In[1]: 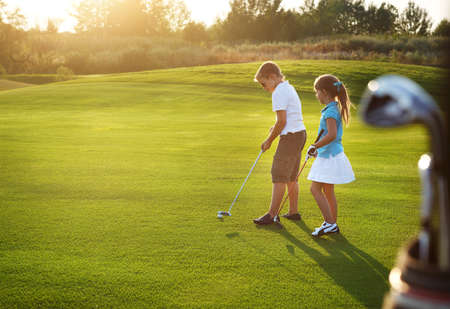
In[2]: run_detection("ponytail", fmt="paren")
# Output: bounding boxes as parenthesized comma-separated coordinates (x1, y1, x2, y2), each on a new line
(314, 74, 353, 126)
(337, 83, 351, 126)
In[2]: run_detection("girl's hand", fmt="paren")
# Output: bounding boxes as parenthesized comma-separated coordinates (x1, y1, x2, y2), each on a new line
(261, 140, 272, 152)
(307, 145, 318, 157)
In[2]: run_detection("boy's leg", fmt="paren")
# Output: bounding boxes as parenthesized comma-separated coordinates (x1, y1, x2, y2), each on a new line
(268, 182, 286, 217)
(287, 181, 299, 214)
(310, 181, 334, 224)
(323, 183, 337, 223)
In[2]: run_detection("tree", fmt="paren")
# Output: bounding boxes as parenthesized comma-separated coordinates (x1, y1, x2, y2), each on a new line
(297, 0, 322, 37)
(146, 0, 168, 35)
(335, 0, 366, 35)
(278, 9, 302, 41)
(374, 2, 398, 34)
(361, 2, 397, 34)
(72, 0, 108, 33)
(46, 18, 59, 33)
(146, 0, 190, 36)
(164, 0, 190, 32)
(108, 0, 147, 35)
(73, 0, 147, 35)
(220, 0, 284, 41)
(315, 0, 338, 35)
(218, 0, 252, 41)
(252, 0, 284, 41)
(0, 0, 25, 28)
(312, 0, 371, 35)
(398, 1, 432, 36)
(182, 21, 209, 43)
(433, 19, 450, 37)
(0, 2, 28, 73)
(0, 0, 4, 22)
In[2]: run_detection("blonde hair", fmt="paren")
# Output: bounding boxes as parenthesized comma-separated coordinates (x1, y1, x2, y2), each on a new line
(254, 61, 285, 82)
(314, 74, 352, 125)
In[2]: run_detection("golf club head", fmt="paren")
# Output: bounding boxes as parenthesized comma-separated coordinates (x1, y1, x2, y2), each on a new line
(360, 75, 446, 169)
(217, 211, 231, 218)
(360, 75, 438, 127)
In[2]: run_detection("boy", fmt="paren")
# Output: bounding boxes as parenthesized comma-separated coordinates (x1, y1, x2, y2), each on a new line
(253, 61, 306, 225)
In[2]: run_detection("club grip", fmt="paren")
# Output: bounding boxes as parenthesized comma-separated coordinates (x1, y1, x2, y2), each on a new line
(314, 129, 325, 143)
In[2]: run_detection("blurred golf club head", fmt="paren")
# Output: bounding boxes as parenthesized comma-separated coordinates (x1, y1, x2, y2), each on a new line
(360, 75, 437, 125)
(360, 75, 446, 170)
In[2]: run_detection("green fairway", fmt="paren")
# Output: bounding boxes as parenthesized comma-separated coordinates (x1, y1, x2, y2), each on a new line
(0, 60, 446, 308)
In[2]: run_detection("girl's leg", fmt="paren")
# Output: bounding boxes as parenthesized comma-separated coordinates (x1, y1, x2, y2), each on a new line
(323, 183, 338, 223)
(287, 181, 299, 214)
(310, 181, 334, 224)
(268, 182, 286, 217)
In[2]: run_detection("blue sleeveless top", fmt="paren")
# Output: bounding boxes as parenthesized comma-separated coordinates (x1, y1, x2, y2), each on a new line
(317, 101, 344, 158)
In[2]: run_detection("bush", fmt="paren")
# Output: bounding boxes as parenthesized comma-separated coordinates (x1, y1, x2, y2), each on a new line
(56, 66, 74, 81)
(0, 64, 7, 77)
(65, 52, 89, 74)
(406, 37, 431, 53)
(118, 47, 149, 73)
(13, 33, 449, 75)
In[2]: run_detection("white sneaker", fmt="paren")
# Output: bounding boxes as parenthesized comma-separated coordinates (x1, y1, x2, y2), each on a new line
(311, 221, 331, 236)
(324, 223, 339, 234)
(312, 222, 339, 236)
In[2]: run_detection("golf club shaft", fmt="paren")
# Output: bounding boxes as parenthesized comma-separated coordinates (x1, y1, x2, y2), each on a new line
(277, 158, 309, 213)
(228, 150, 263, 213)
(438, 176, 450, 269)
(275, 129, 324, 220)
(418, 163, 433, 263)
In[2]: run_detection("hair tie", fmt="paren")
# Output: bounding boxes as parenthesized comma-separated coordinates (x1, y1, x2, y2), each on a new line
(333, 81, 342, 92)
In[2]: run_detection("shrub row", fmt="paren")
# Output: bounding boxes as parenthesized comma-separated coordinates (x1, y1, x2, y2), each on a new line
(10, 34, 450, 74)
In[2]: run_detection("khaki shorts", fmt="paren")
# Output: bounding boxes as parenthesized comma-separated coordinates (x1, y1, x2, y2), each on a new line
(271, 130, 307, 183)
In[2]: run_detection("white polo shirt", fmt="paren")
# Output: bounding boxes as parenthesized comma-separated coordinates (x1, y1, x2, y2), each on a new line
(272, 81, 306, 135)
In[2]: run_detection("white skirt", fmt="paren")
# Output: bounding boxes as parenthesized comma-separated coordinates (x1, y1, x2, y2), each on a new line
(307, 152, 355, 184)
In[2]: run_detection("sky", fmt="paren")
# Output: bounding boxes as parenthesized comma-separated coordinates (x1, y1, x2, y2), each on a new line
(4, 0, 450, 32)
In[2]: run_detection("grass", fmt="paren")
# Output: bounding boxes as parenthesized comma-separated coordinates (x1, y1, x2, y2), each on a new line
(0, 60, 446, 308)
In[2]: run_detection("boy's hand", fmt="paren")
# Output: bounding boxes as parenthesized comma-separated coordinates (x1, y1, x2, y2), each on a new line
(261, 140, 272, 152)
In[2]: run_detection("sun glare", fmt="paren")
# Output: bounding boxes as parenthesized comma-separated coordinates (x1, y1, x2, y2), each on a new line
(7, 0, 230, 31)
(5, 0, 450, 32)
(183, 0, 230, 26)
(6, 0, 78, 31)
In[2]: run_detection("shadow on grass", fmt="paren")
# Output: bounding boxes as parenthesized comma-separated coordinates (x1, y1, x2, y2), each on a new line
(227, 222, 390, 308)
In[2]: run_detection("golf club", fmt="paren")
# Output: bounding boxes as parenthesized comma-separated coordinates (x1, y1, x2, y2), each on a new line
(360, 75, 450, 308)
(217, 150, 263, 219)
(274, 129, 324, 223)
(360, 74, 449, 269)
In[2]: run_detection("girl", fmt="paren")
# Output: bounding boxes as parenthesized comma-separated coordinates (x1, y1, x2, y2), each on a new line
(306, 74, 355, 236)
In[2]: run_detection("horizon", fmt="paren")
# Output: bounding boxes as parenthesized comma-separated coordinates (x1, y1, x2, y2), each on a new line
(3, 0, 450, 33)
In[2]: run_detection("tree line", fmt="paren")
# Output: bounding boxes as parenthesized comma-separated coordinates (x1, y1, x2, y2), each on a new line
(70, 0, 190, 36)
(0, 0, 449, 75)
(68, 0, 448, 41)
